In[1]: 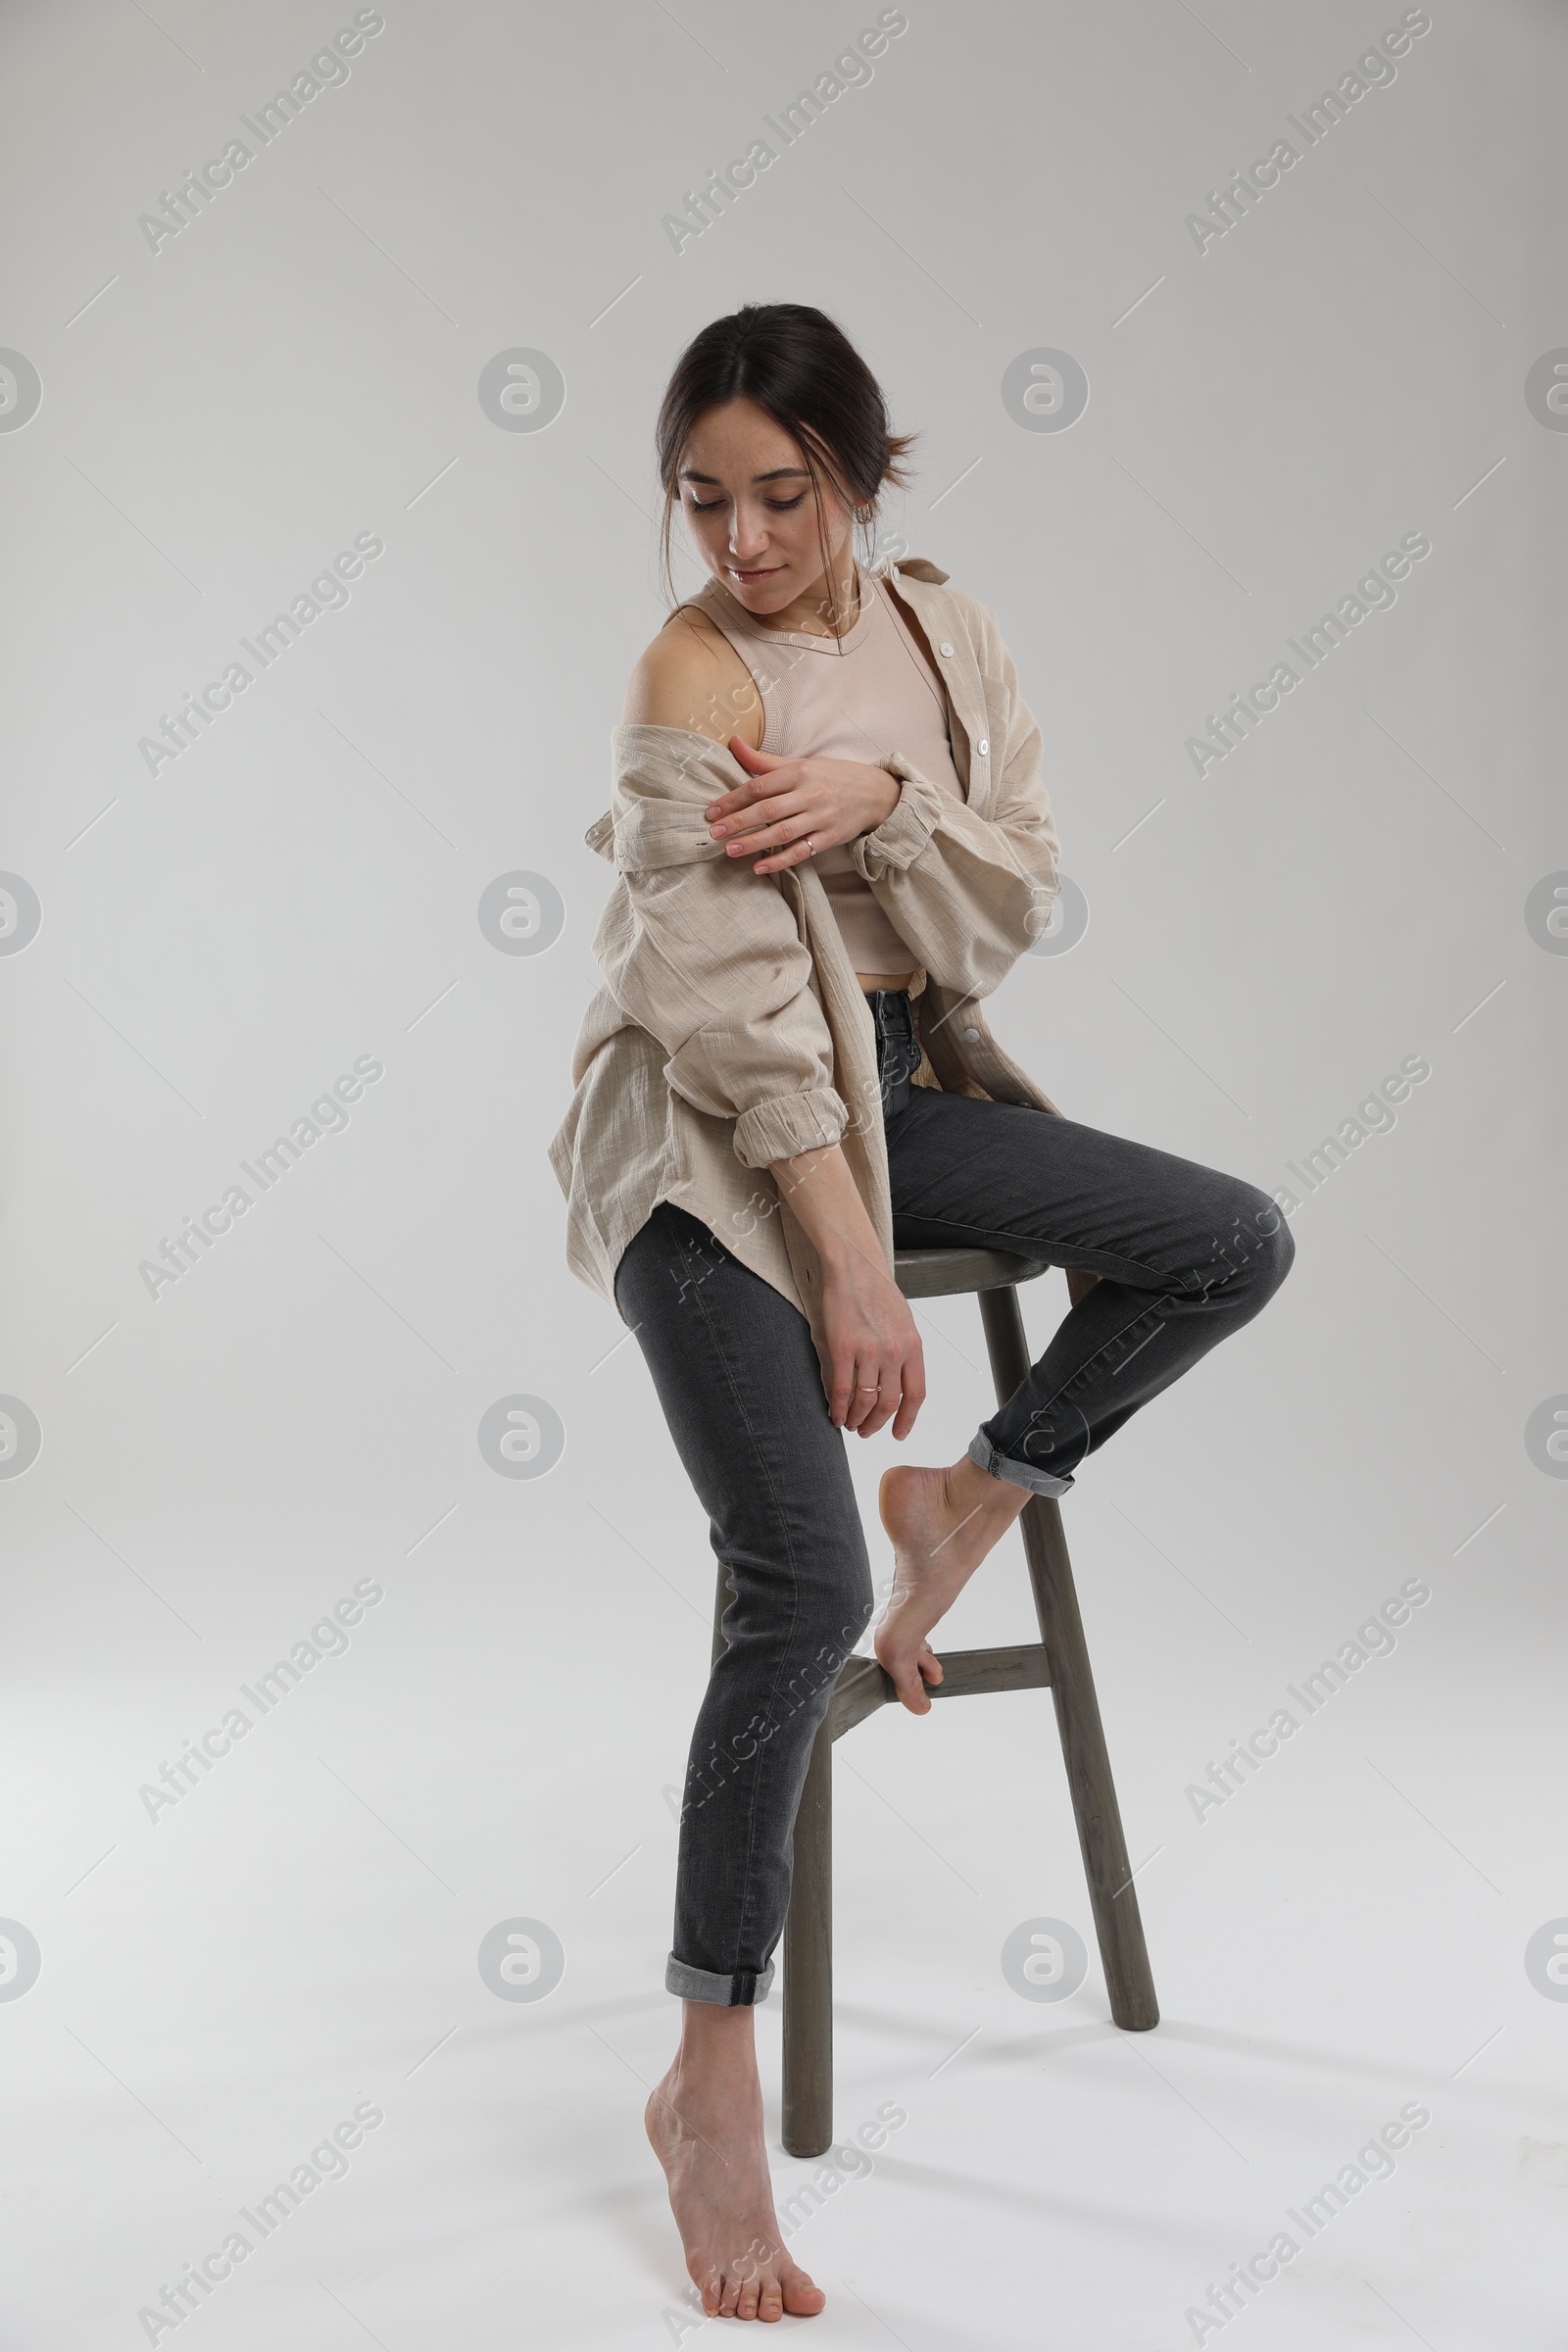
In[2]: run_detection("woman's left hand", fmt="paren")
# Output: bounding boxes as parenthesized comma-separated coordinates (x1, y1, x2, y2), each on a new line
(707, 736, 902, 874)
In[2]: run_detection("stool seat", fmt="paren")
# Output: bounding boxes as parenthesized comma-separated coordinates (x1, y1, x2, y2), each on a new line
(893, 1244, 1052, 1298)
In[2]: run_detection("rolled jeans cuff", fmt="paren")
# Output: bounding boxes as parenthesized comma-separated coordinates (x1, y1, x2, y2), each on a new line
(665, 1952, 776, 2006)
(967, 1430, 1075, 1499)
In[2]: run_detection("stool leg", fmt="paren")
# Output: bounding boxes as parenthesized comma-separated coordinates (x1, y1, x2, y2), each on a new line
(1016, 1494, 1159, 2029)
(978, 1284, 1159, 2033)
(781, 1717, 834, 2157)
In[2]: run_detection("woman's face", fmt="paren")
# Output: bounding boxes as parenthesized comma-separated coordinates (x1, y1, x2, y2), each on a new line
(676, 396, 855, 615)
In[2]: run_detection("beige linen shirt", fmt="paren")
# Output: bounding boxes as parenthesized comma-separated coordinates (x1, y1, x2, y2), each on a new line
(547, 554, 1083, 1362)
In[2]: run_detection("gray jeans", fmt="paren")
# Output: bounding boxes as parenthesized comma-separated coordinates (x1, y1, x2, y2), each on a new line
(612, 988, 1293, 2004)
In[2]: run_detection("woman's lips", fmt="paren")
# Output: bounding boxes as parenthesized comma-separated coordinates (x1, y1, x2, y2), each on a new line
(730, 564, 782, 583)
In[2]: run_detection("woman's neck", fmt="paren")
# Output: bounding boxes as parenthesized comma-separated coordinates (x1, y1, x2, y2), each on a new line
(744, 558, 860, 638)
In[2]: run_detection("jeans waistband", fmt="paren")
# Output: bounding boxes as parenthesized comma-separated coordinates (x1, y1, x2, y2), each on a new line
(867, 988, 920, 1119)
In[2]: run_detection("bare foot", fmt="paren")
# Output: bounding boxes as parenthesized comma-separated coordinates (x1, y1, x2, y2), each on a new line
(645, 2013, 825, 2321)
(875, 1458, 1027, 1712)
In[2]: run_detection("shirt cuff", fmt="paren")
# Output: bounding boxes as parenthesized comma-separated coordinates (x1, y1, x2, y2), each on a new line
(733, 1086, 850, 1169)
(847, 754, 945, 878)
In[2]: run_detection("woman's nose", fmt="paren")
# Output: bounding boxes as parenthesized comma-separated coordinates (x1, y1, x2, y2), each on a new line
(728, 505, 772, 560)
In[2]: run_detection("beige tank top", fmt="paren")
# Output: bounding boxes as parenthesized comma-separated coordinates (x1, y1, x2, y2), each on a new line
(687, 562, 966, 974)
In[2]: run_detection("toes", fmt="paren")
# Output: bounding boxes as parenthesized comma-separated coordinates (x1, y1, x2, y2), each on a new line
(726, 2236, 772, 2320)
(783, 2267, 827, 2315)
(898, 1666, 932, 1714)
(759, 2278, 785, 2321)
(876, 1634, 935, 1714)
(903, 1647, 941, 1708)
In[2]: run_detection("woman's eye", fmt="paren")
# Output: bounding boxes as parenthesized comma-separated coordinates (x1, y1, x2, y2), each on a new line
(688, 494, 807, 514)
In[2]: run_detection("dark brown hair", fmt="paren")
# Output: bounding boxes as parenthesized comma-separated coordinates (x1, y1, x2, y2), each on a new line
(654, 303, 918, 642)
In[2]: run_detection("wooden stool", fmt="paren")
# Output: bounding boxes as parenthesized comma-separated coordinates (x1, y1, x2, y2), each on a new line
(710, 1244, 1160, 2159)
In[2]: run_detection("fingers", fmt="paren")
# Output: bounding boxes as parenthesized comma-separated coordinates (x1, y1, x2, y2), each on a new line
(826, 1304, 924, 1438)
(705, 779, 769, 824)
(846, 1366, 906, 1439)
(836, 1328, 926, 1440)
(889, 1343, 926, 1442)
(714, 808, 793, 851)
(853, 1337, 926, 1443)
(707, 767, 820, 840)
(712, 793, 806, 848)
(841, 1386, 916, 1438)
(751, 831, 819, 875)
(720, 733, 783, 775)
(708, 789, 780, 836)
(840, 1365, 883, 1434)
(713, 802, 830, 876)
(837, 1355, 897, 1434)
(707, 748, 795, 817)
(827, 1353, 858, 1430)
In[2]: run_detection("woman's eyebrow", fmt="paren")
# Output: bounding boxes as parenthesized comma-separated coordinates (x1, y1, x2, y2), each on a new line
(679, 466, 811, 484)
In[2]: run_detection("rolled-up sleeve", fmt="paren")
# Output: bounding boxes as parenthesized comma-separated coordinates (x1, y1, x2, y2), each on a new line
(597, 727, 849, 1168)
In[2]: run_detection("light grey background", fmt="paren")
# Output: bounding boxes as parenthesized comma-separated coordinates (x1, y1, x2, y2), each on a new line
(1, 2, 1564, 2345)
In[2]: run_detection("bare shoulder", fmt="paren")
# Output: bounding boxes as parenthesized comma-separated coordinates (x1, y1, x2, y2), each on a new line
(621, 604, 763, 747)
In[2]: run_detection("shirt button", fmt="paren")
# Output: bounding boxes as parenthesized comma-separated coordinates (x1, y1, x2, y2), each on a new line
(938, 641, 955, 657)
(976, 737, 989, 756)
(963, 1026, 980, 1043)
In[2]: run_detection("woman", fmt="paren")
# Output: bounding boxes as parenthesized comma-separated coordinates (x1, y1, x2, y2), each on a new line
(549, 303, 1293, 2322)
